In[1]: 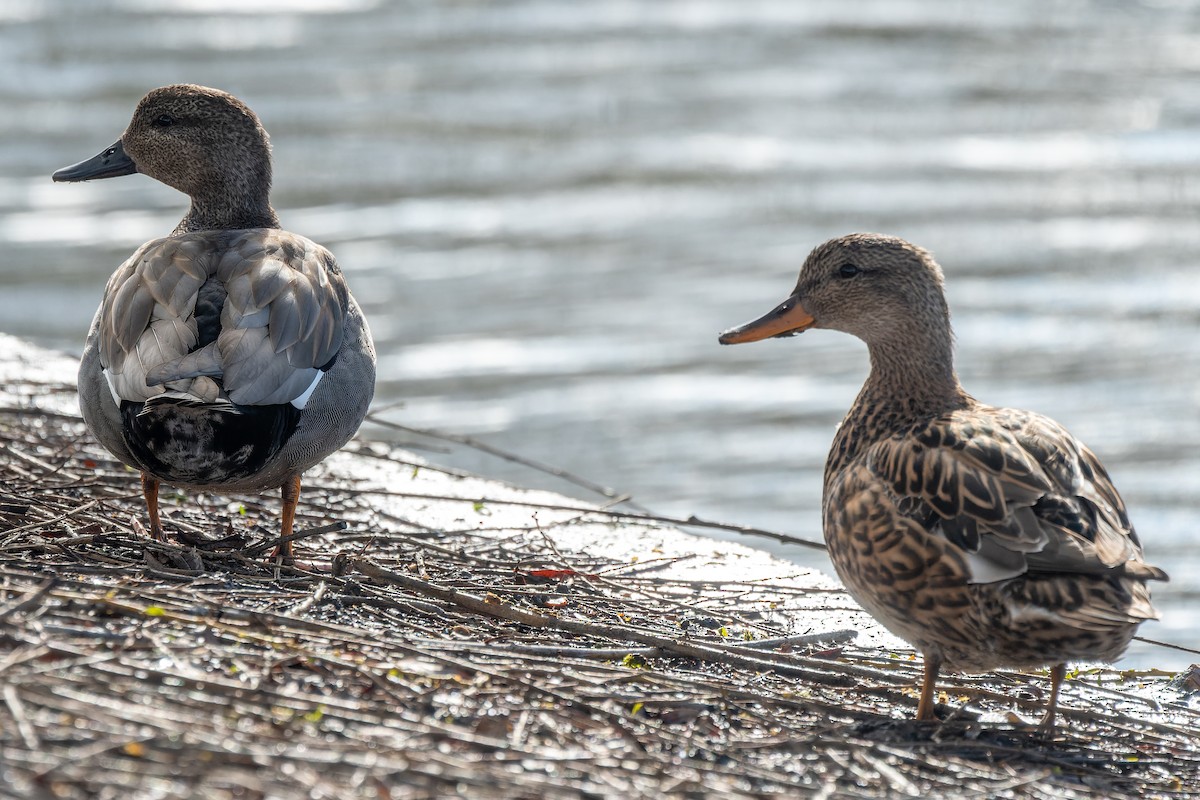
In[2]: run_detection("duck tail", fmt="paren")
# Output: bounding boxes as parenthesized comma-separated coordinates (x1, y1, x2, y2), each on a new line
(120, 396, 301, 486)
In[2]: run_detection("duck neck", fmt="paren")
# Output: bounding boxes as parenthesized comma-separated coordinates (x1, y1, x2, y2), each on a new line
(858, 321, 968, 422)
(175, 190, 280, 235)
(825, 321, 970, 486)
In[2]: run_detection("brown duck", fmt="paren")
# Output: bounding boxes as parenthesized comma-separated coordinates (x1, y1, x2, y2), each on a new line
(53, 85, 376, 562)
(719, 233, 1166, 729)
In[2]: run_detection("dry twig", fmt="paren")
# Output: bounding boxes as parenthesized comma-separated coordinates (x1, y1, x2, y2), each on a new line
(0, 372, 1196, 800)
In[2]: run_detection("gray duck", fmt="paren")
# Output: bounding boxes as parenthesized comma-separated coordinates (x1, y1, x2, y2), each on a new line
(54, 84, 376, 562)
(719, 233, 1166, 729)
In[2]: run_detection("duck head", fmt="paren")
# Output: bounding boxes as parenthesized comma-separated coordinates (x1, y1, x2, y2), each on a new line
(718, 233, 952, 350)
(53, 84, 278, 232)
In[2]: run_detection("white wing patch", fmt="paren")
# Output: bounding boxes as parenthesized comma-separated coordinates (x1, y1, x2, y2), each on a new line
(290, 371, 323, 410)
(101, 368, 122, 406)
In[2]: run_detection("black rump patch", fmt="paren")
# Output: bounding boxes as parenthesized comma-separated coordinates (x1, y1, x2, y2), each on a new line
(121, 397, 302, 486)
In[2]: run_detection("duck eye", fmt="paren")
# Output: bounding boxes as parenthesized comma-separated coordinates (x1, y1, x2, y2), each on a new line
(838, 263, 861, 278)
(152, 114, 177, 128)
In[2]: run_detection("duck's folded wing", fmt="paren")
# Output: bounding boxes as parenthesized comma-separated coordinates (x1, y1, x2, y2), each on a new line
(211, 232, 347, 406)
(98, 237, 208, 402)
(991, 409, 1166, 580)
(98, 230, 348, 408)
(847, 408, 1167, 586)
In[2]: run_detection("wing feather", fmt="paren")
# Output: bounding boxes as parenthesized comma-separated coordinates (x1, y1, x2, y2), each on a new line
(95, 228, 348, 408)
(855, 406, 1164, 585)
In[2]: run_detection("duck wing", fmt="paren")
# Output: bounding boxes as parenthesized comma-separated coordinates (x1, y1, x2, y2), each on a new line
(98, 228, 347, 408)
(989, 407, 1165, 574)
(829, 406, 1168, 589)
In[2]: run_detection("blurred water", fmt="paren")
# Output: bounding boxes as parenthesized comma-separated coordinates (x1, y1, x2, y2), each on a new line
(1, 0, 1197, 667)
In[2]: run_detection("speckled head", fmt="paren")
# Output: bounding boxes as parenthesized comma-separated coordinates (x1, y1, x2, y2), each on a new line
(121, 84, 273, 199)
(53, 84, 279, 233)
(719, 233, 952, 349)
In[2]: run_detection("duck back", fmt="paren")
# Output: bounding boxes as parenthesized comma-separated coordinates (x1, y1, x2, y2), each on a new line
(79, 226, 369, 491)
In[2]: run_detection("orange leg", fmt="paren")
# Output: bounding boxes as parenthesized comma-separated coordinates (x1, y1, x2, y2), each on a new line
(270, 474, 302, 564)
(141, 473, 165, 541)
(1037, 663, 1066, 734)
(916, 653, 942, 721)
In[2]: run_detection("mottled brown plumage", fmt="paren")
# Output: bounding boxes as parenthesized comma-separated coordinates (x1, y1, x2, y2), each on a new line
(719, 233, 1166, 729)
(54, 84, 376, 562)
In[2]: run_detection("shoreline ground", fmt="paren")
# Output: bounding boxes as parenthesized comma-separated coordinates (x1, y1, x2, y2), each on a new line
(1, 333, 1196, 799)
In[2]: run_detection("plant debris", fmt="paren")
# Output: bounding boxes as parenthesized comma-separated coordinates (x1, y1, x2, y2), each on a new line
(1, 339, 1198, 799)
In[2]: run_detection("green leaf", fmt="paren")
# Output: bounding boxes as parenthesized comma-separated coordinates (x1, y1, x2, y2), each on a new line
(144, 606, 166, 617)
